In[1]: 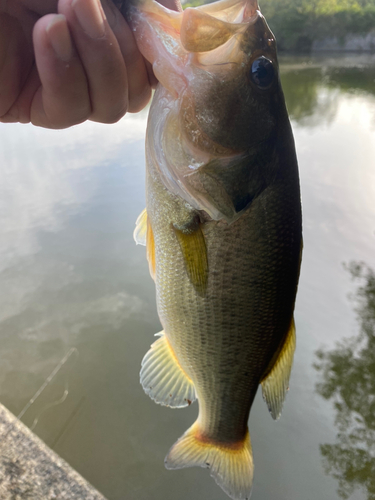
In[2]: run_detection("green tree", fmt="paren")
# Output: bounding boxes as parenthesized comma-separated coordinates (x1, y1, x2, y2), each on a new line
(261, 0, 375, 51)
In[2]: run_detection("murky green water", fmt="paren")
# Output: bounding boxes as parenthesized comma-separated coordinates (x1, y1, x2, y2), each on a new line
(1, 54, 375, 500)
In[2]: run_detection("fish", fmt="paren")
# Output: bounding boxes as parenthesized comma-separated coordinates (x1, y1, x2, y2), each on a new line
(128, 0, 303, 498)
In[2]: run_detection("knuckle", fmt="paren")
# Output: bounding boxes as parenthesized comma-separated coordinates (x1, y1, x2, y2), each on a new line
(94, 102, 128, 124)
(128, 85, 152, 113)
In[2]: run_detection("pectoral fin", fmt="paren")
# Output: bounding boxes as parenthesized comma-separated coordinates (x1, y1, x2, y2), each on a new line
(261, 318, 296, 420)
(147, 216, 156, 280)
(133, 208, 148, 246)
(134, 209, 156, 280)
(172, 223, 208, 296)
(140, 332, 196, 408)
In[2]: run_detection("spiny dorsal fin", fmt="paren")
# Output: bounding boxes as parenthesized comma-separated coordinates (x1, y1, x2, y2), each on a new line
(172, 223, 208, 296)
(165, 422, 254, 500)
(261, 318, 296, 420)
(140, 332, 196, 408)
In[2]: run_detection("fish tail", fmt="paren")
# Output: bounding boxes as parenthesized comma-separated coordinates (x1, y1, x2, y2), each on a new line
(165, 422, 254, 500)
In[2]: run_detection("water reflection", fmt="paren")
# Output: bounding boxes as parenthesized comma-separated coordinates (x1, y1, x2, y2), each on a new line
(281, 67, 339, 126)
(280, 56, 375, 126)
(328, 66, 375, 97)
(314, 262, 375, 500)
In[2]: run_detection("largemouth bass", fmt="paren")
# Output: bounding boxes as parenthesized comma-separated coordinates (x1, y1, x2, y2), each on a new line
(128, 0, 302, 498)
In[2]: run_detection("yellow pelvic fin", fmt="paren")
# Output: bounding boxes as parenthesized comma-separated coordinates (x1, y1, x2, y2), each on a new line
(146, 216, 156, 280)
(165, 423, 253, 500)
(261, 318, 296, 420)
(140, 332, 196, 408)
(172, 223, 208, 296)
(133, 208, 148, 246)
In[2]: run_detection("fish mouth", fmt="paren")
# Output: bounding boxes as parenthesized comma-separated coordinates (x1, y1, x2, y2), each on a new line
(115, 0, 259, 19)
(185, 0, 259, 23)
(119, 0, 260, 53)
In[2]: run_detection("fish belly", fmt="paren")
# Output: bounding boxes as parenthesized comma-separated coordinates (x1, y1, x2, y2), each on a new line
(146, 155, 301, 445)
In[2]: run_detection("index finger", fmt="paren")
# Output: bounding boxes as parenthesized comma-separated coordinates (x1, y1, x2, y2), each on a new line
(101, 0, 152, 112)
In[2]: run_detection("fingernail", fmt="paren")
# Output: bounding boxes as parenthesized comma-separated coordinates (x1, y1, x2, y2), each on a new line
(46, 15, 73, 62)
(72, 0, 106, 39)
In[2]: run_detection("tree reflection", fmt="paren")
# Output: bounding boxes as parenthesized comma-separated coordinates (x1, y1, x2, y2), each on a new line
(328, 66, 375, 98)
(314, 261, 375, 500)
(281, 68, 322, 122)
(280, 62, 375, 125)
(281, 67, 339, 126)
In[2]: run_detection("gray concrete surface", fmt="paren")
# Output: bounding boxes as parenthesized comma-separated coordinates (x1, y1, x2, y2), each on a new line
(0, 403, 107, 500)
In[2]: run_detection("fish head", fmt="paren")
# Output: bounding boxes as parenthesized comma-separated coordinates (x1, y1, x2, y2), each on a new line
(180, 1, 281, 153)
(128, 0, 282, 148)
(127, 0, 291, 221)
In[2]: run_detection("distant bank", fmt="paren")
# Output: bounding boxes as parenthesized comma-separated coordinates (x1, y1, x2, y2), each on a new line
(261, 0, 375, 52)
(183, 0, 375, 52)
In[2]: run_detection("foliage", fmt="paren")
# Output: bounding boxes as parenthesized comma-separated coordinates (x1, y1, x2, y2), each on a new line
(314, 262, 375, 499)
(260, 0, 375, 51)
(182, 0, 375, 50)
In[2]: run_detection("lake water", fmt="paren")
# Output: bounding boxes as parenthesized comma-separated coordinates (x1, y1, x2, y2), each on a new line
(1, 54, 375, 500)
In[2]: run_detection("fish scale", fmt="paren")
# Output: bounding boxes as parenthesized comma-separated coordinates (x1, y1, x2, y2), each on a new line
(146, 147, 300, 437)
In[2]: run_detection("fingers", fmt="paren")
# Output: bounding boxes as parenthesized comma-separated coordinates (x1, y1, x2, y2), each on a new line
(19, 1, 58, 16)
(0, 13, 33, 118)
(2, 0, 154, 129)
(31, 13, 92, 127)
(57, 0, 130, 123)
(101, 0, 151, 112)
(31, 0, 152, 128)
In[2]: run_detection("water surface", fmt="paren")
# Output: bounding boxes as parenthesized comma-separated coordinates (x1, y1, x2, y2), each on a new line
(0, 54, 375, 500)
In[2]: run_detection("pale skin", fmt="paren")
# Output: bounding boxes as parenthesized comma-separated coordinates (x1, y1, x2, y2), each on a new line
(0, 0, 180, 129)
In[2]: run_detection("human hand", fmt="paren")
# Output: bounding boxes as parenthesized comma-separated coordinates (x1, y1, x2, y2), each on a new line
(0, 0, 155, 128)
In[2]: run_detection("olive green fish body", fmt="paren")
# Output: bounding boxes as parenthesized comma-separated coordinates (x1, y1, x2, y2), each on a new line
(131, 1, 302, 498)
(146, 110, 301, 444)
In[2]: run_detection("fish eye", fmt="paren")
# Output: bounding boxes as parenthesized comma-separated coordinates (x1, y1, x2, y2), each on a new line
(250, 56, 275, 90)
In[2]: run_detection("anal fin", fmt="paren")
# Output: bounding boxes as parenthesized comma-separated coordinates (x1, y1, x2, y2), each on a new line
(140, 332, 196, 408)
(261, 318, 296, 420)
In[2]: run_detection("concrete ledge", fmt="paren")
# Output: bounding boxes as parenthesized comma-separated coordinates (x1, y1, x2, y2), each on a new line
(0, 403, 107, 500)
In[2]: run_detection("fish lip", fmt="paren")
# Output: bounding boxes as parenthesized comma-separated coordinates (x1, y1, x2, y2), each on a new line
(126, 0, 261, 24)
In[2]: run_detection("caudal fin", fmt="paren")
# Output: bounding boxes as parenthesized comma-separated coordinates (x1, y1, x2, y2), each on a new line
(165, 423, 254, 500)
